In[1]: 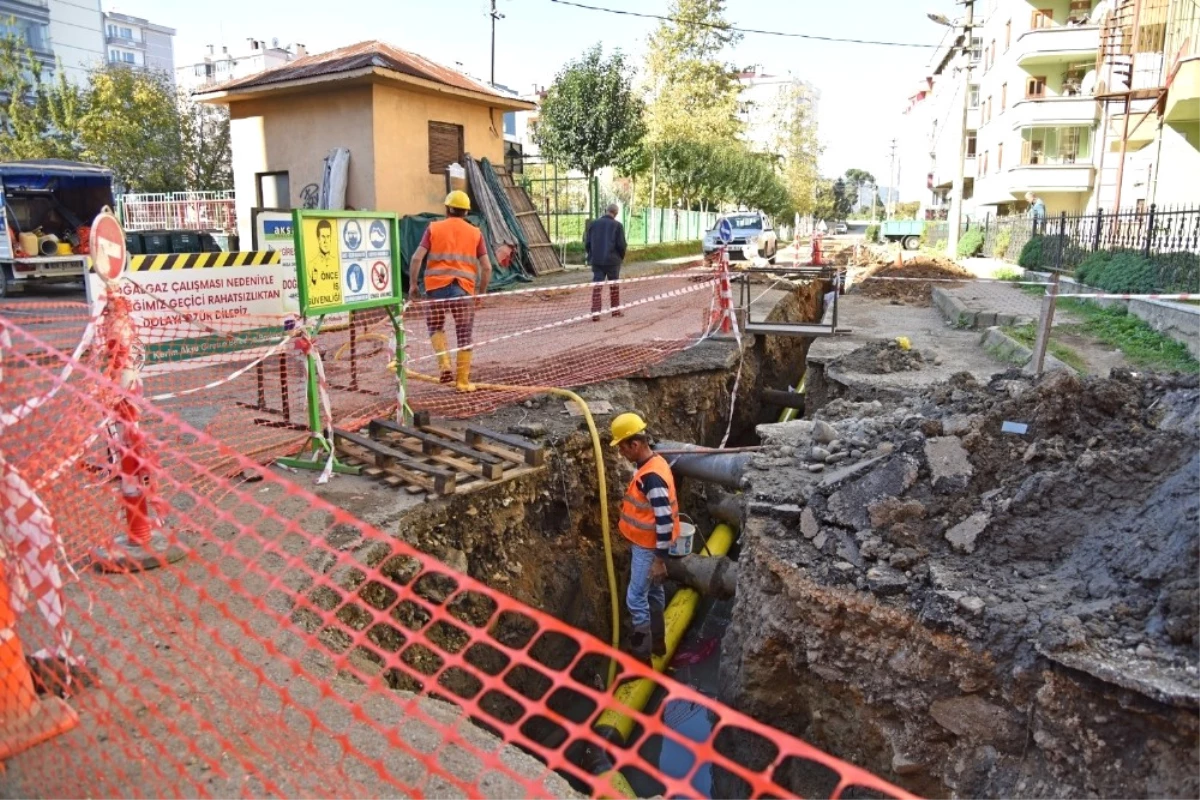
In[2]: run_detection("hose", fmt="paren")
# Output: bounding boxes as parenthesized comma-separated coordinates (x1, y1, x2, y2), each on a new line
(404, 369, 621, 688)
(332, 333, 389, 361)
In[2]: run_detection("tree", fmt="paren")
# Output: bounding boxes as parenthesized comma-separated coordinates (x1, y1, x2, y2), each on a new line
(843, 168, 876, 211)
(643, 0, 742, 145)
(178, 93, 232, 191)
(769, 80, 821, 216)
(533, 44, 645, 214)
(0, 26, 83, 161)
(831, 178, 853, 219)
(79, 65, 184, 193)
(893, 201, 921, 220)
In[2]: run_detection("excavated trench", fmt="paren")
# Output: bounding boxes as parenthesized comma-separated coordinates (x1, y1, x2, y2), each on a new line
(290, 277, 828, 796)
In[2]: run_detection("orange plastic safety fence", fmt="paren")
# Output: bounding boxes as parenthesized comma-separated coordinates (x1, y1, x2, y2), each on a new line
(0, 270, 725, 478)
(0, 316, 913, 799)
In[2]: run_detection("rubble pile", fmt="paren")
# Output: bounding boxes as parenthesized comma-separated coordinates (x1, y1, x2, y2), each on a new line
(835, 340, 926, 375)
(724, 365, 1199, 798)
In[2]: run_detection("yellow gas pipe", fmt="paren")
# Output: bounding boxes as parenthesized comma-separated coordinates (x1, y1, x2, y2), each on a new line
(402, 368, 622, 688)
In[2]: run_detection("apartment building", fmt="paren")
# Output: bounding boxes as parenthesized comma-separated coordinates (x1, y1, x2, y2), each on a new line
(911, 0, 1199, 217)
(177, 39, 300, 96)
(1, 0, 105, 85)
(735, 67, 821, 154)
(103, 9, 176, 79)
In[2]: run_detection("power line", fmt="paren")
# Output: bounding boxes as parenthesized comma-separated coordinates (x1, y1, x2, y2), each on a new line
(548, 0, 940, 48)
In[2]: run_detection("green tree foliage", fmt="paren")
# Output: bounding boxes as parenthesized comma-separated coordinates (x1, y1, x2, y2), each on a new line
(0, 25, 231, 193)
(0, 25, 84, 160)
(770, 80, 821, 216)
(644, 0, 742, 145)
(178, 92, 232, 191)
(831, 178, 853, 219)
(957, 227, 984, 257)
(79, 65, 183, 192)
(842, 168, 875, 211)
(534, 44, 646, 190)
(893, 200, 921, 220)
(649, 137, 789, 218)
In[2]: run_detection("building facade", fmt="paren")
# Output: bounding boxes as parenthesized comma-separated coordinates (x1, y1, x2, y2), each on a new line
(735, 67, 820, 154)
(1, 0, 105, 85)
(102, 9, 175, 78)
(909, 0, 1199, 218)
(177, 39, 299, 96)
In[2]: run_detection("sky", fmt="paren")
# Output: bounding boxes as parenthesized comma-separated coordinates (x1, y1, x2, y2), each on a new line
(110, 0, 958, 187)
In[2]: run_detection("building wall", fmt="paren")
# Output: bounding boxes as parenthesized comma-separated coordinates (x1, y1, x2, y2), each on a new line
(143, 28, 175, 76)
(178, 45, 295, 96)
(227, 86, 377, 244)
(49, 0, 104, 84)
(371, 83, 506, 216)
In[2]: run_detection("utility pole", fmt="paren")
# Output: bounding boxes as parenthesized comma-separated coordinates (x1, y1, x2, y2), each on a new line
(490, 0, 504, 86)
(946, 0, 975, 258)
(886, 139, 898, 220)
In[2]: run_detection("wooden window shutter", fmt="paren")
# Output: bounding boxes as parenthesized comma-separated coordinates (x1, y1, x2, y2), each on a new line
(428, 121, 464, 175)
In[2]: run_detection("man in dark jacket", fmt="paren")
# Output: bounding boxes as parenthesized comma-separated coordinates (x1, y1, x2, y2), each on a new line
(586, 203, 627, 321)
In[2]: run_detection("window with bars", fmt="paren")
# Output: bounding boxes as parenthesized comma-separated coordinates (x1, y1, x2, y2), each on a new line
(428, 121, 465, 175)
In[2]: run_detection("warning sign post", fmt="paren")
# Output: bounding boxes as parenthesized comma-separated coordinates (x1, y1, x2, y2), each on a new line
(281, 209, 406, 476)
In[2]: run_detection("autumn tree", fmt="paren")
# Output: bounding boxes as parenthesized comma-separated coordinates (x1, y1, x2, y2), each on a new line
(0, 25, 84, 160)
(178, 93, 232, 191)
(643, 0, 742, 145)
(769, 80, 821, 217)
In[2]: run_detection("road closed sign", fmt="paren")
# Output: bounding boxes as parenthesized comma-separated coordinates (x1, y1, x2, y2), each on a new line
(294, 210, 400, 316)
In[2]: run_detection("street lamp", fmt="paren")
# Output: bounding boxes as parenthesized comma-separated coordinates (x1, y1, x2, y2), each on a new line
(927, 12, 954, 26)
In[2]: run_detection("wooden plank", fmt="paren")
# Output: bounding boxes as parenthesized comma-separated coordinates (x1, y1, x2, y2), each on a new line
(515, 210, 539, 217)
(333, 428, 456, 494)
(370, 418, 504, 469)
(465, 425, 544, 466)
(373, 429, 504, 481)
(423, 424, 528, 467)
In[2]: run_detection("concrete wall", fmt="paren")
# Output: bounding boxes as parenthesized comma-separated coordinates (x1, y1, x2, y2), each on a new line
(143, 29, 175, 78)
(228, 86, 377, 243)
(371, 83, 506, 217)
(49, 0, 104, 85)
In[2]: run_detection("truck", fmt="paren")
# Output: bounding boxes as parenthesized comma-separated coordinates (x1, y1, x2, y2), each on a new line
(880, 219, 924, 251)
(0, 159, 116, 298)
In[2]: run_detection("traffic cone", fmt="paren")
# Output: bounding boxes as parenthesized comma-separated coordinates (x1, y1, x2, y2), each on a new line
(0, 573, 78, 762)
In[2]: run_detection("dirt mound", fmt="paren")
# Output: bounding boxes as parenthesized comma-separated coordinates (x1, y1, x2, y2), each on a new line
(735, 369, 1200, 797)
(836, 340, 926, 374)
(853, 256, 973, 306)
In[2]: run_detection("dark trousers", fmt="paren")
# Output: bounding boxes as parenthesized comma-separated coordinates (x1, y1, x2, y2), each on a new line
(591, 263, 621, 315)
(425, 281, 474, 347)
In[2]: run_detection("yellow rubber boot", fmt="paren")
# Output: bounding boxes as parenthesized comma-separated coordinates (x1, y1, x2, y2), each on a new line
(455, 349, 476, 393)
(430, 331, 452, 384)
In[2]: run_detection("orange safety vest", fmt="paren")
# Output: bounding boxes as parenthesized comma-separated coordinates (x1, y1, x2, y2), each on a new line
(424, 217, 483, 294)
(618, 454, 681, 550)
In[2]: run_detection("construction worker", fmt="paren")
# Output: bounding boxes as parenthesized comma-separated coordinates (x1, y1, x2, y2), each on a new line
(411, 191, 492, 391)
(611, 412, 679, 662)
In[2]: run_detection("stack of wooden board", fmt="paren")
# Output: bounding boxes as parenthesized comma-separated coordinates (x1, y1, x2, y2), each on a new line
(333, 413, 545, 496)
(489, 162, 563, 275)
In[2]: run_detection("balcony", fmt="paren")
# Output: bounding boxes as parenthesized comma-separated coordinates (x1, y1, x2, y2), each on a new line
(1007, 163, 1095, 193)
(1014, 25, 1099, 68)
(106, 33, 145, 48)
(1009, 96, 1098, 129)
(965, 106, 980, 131)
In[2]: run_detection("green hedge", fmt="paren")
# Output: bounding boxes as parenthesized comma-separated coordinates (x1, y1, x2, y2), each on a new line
(1074, 248, 1200, 294)
(1018, 235, 1047, 269)
(993, 228, 1013, 259)
(957, 227, 985, 258)
(864, 224, 879, 243)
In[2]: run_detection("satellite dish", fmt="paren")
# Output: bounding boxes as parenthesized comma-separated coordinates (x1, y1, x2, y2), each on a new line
(271, 37, 279, 48)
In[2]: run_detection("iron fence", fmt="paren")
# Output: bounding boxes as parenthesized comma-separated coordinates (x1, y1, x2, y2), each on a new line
(118, 191, 237, 232)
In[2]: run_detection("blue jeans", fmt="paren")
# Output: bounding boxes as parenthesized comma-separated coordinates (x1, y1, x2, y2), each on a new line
(627, 545, 666, 629)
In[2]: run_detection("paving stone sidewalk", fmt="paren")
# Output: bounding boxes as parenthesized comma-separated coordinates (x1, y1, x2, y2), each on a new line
(932, 280, 1066, 330)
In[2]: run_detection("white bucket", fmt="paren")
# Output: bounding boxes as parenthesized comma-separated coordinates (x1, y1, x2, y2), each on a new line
(669, 522, 695, 557)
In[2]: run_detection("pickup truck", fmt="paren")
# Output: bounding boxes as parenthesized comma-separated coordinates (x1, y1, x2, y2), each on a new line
(880, 219, 924, 251)
(0, 159, 115, 297)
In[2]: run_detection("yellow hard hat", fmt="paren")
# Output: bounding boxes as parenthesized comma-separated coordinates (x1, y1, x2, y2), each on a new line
(444, 190, 471, 211)
(610, 412, 647, 448)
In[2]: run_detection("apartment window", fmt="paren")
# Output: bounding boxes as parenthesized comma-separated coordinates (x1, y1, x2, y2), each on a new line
(428, 121, 465, 175)
(986, 96, 992, 123)
(1031, 9, 1054, 29)
(968, 84, 980, 108)
(256, 172, 290, 209)
(968, 36, 982, 64)
(1020, 127, 1092, 165)
(997, 142, 1004, 171)
(990, 40, 996, 66)
(1026, 76, 1047, 98)
(1005, 19, 1011, 50)
(1001, 83, 1007, 111)
(108, 49, 119, 63)
(0, 19, 49, 52)
(966, 134, 977, 158)
(123, 52, 135, 64)
(982, 150, 989, 175)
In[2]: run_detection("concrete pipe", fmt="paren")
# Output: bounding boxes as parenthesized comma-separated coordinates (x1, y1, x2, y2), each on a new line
(664, 554, 738, 600)
(655, 441, 752, 490)
(707, 492, 742, 528)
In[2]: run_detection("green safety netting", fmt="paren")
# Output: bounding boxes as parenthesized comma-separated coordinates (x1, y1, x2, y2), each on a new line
(398, 212, 530, 293)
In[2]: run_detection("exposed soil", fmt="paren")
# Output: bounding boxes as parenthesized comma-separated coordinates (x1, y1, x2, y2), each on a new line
(837, 341, 927, 374)
(853, 256, 973, 306)
(721, 360, 1200, 798)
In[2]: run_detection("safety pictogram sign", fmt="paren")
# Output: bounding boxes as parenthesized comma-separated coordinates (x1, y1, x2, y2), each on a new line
(371, 261, 390, 292)
(293, 210, 400, 315)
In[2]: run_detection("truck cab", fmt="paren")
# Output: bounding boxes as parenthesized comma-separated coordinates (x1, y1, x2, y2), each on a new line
(0, 159, 116, 297)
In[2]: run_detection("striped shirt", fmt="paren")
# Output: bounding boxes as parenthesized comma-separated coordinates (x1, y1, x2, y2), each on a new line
(637, 469, 675, 559)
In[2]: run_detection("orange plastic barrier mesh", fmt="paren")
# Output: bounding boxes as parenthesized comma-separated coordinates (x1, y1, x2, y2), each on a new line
(0, 315, 913, 799)
(0, 270, 725, 476)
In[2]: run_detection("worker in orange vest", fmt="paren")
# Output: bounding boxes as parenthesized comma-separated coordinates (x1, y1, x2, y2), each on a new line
(411, 190, 492, 392)
(611, 412, 679, 662)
